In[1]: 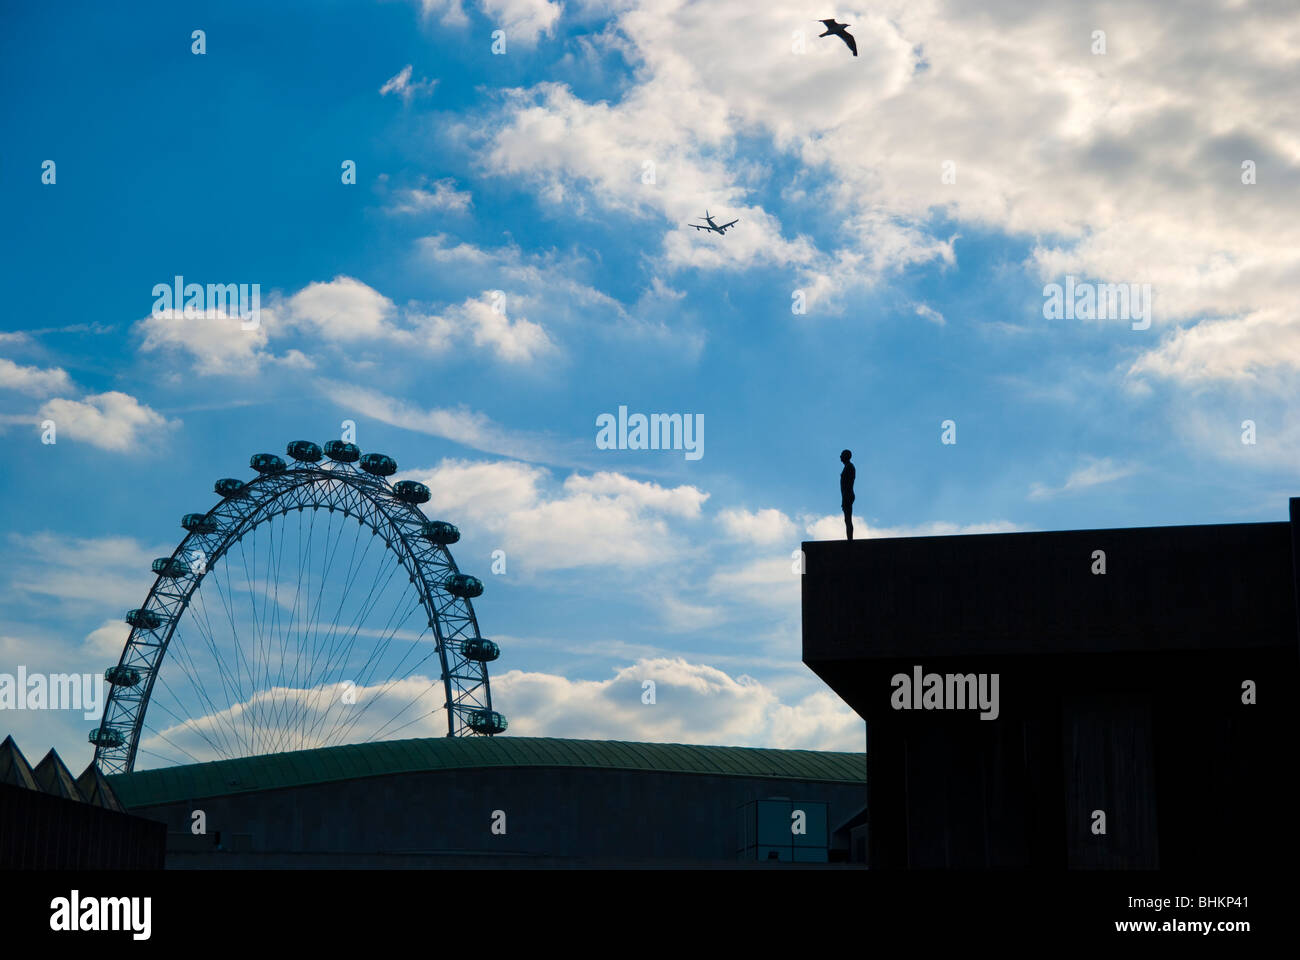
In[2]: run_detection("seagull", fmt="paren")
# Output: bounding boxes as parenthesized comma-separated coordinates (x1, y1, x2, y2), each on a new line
(818, 18, 858, 57)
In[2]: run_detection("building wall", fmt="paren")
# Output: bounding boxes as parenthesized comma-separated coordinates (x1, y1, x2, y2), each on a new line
(125, 766, 866, 867)
(0, 783, 166, 869)
(804, 515, 1300, 869)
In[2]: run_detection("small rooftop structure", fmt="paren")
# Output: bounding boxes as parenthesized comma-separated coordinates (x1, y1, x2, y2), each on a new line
(0, 735, 123, 809)
(33, 749, 82, 801)
(0, 735, 39, 790)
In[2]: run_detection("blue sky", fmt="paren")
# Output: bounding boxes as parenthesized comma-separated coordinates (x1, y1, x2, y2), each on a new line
(2, 0, 1297, 767)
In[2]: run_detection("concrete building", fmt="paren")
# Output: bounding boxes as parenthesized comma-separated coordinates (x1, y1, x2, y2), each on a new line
(106, 736, 867, 867)
(802, 500, 1300, 868)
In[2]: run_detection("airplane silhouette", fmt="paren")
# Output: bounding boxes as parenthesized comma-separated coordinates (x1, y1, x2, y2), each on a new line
(689, 211, 739, 235)
(818, 18, 858, 57)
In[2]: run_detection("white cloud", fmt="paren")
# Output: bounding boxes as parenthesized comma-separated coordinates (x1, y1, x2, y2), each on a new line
(418, 0, 563, 45)
(0, 324, 113, 345)
(379, 63, 437, 102)
(493, 658, 863, 750)
(469, 0, 1300, 358)
(410, 458, 707, 571)
(7, 534, 163, 610)
(717, 507, 796, 545)
(707, 555, 799, 612)
(408, 456, 1020, 637)
(323, 383, 558, 461)
(417, 458, 547, 521)
(416, 234, 666, 349)
(656, 593, 731, 633)
(504, 492, 680, 568)
(803, 514, 1024, 541)
(136, 656, 864, 761)
(564, 471, 708, 518)
(284, 276, 402, 343)
(470, 5, 952, 294)
(136, 309, 282, 375)
(0, 357, 73, 396)
(481, 81, 835, 281)
(388, 178, 473, 214)
(138, 275, 556, 372)
(418, 233, 496, 265)
(486, 0, 565, 45)
(36, 391, 177, 451)
(419, 0, 470, 28)
(914, 302, 945, 326)
(1128, 306, 1300, 384)
(284, 279, 554, 364)
(453, 293, 556, 364)
(1166, 398, 1300, 474)
(1028, 457, 1137, 500)
(84, 619, 131, 658)
(136, 675, 450, 766)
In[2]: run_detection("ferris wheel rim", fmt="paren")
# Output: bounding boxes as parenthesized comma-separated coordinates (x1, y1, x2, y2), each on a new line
(91, 444, 504, 775)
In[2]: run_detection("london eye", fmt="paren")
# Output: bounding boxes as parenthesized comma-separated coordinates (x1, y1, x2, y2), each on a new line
(90, 440, 506, 775)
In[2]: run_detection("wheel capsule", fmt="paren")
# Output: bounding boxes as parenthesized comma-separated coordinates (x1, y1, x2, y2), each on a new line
(125, 608, 164, 630)
(286, 440, 323, 463)
(360, 453, 397, 477)
(105, 665, 142, 687)
(446, 574, 483, 599)
(250, 453, 286, 474)
(422, 521, 460, 545)
(151, 557, 189, 578)
(466, 709, 507, 735)
(324, 440, 360, 463)
(394, 480, 431, 504)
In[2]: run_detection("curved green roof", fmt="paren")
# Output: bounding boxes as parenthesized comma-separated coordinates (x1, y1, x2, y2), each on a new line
(107, 736, 865, 808)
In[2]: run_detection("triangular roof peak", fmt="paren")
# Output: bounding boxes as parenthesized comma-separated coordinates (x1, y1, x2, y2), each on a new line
(76, 761, 123, 811)
(0, 735, 39, 790)
(33, 749, 84, 801)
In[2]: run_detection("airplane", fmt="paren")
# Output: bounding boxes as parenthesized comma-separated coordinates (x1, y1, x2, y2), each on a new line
(689, 210, 739, 235)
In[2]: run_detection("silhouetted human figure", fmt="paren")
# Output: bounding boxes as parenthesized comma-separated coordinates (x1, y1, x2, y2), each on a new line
(840, 449, 855, 540)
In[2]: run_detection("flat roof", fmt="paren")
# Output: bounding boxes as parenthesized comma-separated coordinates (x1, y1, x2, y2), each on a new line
(803, 518, 1296, 662)
(107, 736, 866, 808)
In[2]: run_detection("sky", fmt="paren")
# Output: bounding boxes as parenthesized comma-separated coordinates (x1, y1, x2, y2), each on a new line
(2, 0, 1297, 769)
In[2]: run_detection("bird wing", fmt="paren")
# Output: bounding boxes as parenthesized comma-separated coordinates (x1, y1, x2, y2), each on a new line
(843, 31, 858, 56)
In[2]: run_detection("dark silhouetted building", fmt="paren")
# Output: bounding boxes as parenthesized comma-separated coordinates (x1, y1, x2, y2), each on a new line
(802, 501, 1300, 868)
(106, 736, 866, 867)
(0, 735, 165, 869)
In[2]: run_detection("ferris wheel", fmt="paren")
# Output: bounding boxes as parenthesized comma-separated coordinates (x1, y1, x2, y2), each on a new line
(90, 440, 506, 775)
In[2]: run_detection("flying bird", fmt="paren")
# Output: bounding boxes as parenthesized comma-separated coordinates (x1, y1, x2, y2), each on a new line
(818, 18, 858, 57)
